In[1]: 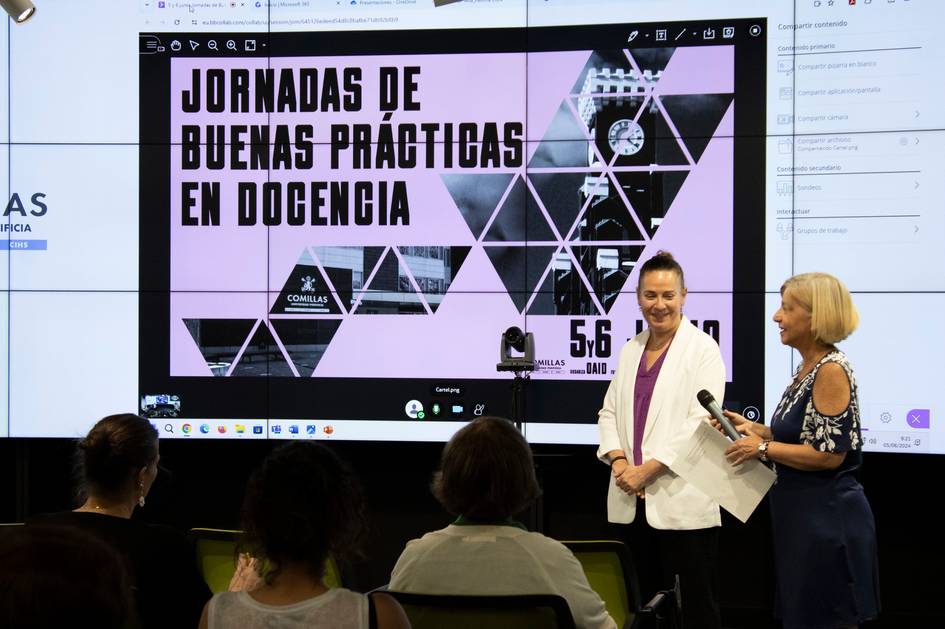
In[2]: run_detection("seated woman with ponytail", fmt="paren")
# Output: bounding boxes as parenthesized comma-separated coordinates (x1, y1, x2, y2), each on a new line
(30, 413, 211, 629)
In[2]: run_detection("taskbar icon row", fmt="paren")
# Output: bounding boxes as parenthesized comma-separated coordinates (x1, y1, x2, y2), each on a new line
(150, 418, 471, 442)
(150, 419, 267, 439)
(149, 419, 336, 440)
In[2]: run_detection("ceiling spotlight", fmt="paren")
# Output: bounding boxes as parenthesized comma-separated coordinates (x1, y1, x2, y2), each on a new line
(0, 0, 35, 23)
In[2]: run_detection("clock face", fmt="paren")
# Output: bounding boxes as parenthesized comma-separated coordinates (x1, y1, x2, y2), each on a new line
(607, 118, 645, 156)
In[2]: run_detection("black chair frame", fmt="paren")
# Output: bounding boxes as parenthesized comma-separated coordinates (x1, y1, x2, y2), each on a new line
(384, 591, 578, 629)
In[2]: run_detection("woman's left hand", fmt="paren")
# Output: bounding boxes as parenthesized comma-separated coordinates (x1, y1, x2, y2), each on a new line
(724, 433, 764, 466)
(228, 553, 263, 592)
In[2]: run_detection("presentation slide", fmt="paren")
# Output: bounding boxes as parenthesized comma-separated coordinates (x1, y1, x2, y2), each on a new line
(1, 0, 941, 454)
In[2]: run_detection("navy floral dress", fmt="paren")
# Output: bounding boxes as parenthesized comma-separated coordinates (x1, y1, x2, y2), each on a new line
(769, 351, 880, 629)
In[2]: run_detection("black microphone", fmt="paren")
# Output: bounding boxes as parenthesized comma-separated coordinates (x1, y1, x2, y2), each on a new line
(697, 389, 743, 442)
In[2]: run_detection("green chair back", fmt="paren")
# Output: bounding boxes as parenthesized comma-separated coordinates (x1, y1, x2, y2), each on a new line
(385, 592, 577, 629)
(188, 528, 342, 593)
(324, 553, 342, 588)
(189, 528, 240, 593)
(562, 540, 640, 629)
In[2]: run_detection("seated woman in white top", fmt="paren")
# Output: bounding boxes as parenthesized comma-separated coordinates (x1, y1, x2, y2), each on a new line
(199, 442, 410, 629)
(389, 416, 616, 629)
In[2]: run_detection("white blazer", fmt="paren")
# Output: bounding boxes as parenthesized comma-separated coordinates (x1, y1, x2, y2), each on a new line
(597, 317, 725, 530)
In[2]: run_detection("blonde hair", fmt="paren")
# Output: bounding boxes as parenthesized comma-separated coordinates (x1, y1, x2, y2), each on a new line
(781, 272, 858, 344)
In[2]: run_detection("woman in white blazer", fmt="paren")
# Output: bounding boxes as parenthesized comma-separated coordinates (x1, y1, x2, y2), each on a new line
(597, 251, 725, 629)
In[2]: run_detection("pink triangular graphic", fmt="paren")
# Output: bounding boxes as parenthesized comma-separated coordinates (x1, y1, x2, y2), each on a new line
(526, 50, 594, 141)
(653, 45, 734, 95)
(640, 106, 735, 292)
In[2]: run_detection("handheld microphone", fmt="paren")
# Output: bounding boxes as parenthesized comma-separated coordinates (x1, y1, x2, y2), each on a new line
(697, 389, 743, 442)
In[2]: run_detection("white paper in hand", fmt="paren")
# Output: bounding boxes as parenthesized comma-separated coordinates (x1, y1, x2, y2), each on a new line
(669, 421, 776, 523)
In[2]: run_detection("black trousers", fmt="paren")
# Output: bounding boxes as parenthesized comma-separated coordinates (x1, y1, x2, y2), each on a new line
(616, 515, 721, 629)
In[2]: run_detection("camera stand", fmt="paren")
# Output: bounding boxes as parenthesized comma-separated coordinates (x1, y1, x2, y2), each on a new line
(508, 369, 530, 432)
(496, 326, 542, 529)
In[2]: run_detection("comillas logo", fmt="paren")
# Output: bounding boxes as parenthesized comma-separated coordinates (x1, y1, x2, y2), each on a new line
(288, 294, 329, 304)
(536, 359, 566, 368)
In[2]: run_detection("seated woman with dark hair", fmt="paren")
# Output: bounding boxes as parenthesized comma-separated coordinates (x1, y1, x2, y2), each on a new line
(30, 413, 210, 629)
(200, 441, 410, 629)
(389, 416, 616, 629)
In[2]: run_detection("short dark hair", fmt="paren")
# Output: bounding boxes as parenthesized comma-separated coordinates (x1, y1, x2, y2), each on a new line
(637, 250, 686, 291)
(239, 442, 367, 584)
(76, 414, 158, 498)
(432, 416, 541, 521)
(0, 525, 133, 629)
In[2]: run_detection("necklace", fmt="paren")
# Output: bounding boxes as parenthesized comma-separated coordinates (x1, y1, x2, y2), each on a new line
(80, 501, 128, 517)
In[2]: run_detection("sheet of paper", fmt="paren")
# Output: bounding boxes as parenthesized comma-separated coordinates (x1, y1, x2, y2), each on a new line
(670, 421, 776, 523)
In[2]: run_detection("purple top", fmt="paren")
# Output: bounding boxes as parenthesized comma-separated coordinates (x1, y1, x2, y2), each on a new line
(632, 344, 671, 465)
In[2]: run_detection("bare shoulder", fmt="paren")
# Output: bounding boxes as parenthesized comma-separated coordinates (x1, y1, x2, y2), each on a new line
(198, 601, 210, 629)
(372, 592, 412, 629)
(812, 361, 851, 416)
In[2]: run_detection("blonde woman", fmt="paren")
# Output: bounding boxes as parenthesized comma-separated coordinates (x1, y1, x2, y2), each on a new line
(722, 273, 879, 629)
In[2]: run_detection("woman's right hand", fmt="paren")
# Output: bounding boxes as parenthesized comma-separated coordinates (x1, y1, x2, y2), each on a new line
(709, 410, 771, 440)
